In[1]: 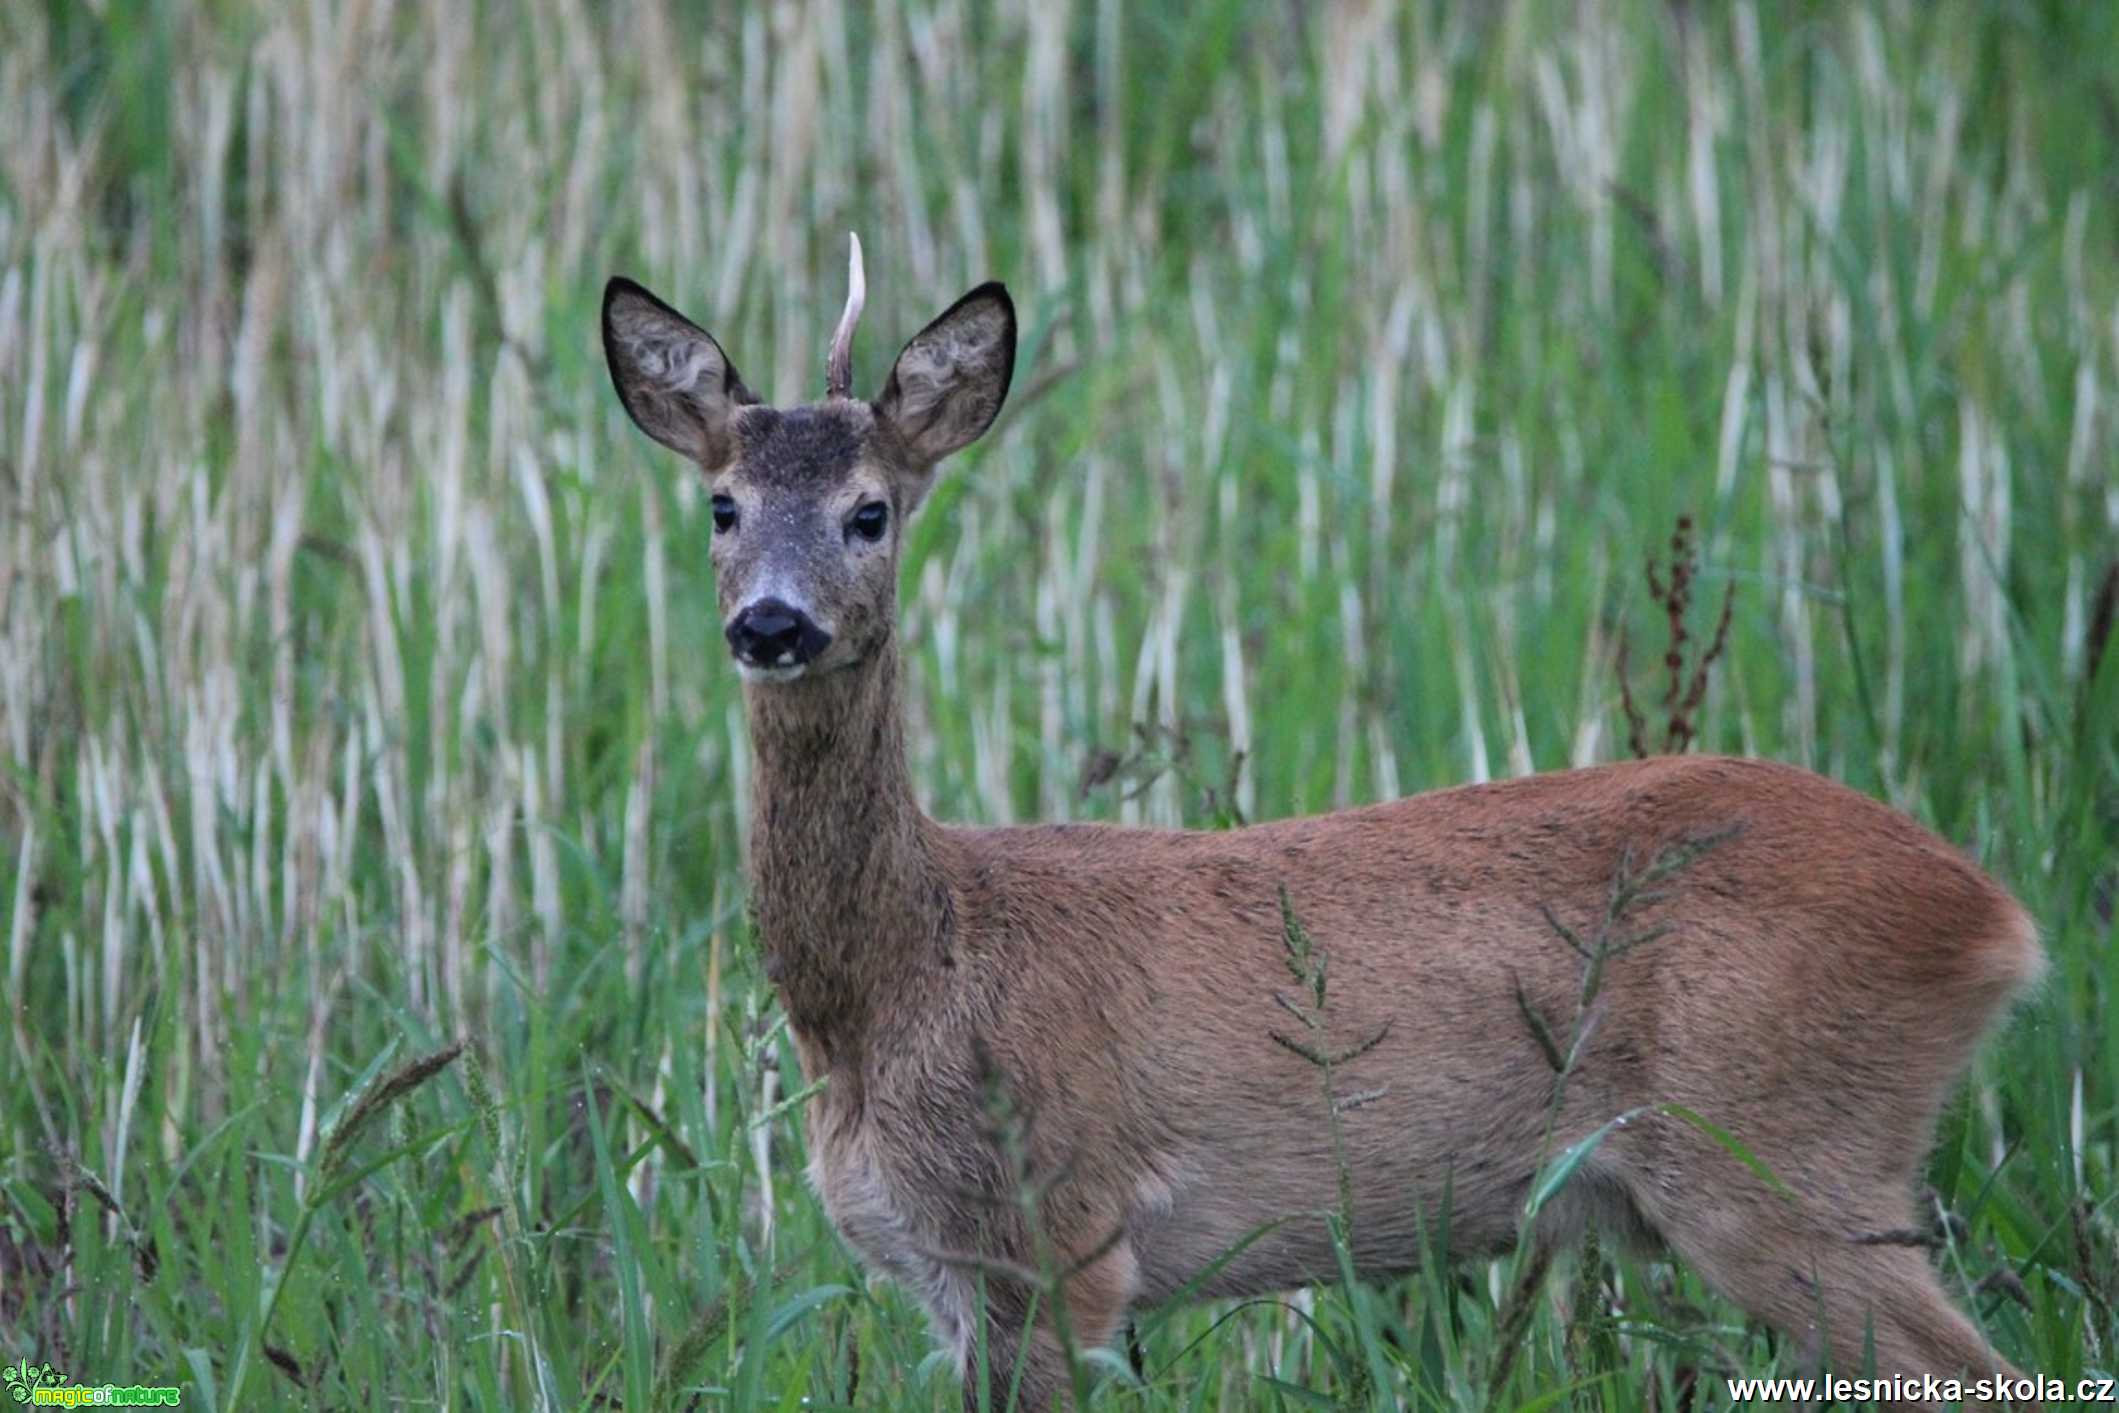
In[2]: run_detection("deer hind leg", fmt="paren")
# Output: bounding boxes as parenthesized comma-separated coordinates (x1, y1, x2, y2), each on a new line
(1635, 1187, 2026, 1409)
(961, 1230, 1139, 1411)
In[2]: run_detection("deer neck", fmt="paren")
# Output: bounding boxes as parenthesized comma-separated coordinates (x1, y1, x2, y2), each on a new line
(742, 635, 946, 1058)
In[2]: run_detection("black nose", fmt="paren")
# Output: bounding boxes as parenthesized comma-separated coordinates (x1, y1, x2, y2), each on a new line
(726, 597, 833, 668)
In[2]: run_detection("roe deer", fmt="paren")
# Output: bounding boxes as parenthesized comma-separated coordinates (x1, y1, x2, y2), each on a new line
(602, 239, 2044, 1410)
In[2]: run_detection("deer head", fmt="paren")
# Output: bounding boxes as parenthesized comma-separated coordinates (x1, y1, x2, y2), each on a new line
(602, 237, 1016, 683)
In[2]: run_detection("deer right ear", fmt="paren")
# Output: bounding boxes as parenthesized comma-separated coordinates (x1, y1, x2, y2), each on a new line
(603, 278, 756, 467)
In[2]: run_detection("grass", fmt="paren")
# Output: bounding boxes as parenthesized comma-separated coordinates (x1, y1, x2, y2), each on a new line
(3, 0, 2117, 1406)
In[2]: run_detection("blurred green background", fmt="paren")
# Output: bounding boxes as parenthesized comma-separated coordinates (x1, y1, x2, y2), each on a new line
(2, 0, 2115, 1407)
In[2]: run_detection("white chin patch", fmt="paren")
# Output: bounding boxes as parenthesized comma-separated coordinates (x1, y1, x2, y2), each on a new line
(737, 661, 809, 684)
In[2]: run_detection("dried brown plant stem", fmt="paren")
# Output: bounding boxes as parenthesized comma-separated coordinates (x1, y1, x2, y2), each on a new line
(1617, 514, 1735, 759)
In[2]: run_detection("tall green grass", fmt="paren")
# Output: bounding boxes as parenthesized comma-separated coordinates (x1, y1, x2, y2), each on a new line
(2, 0, 2115, 1407)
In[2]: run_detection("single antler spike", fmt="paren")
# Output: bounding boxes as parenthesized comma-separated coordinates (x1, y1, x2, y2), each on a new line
(825, 232, 866, 399)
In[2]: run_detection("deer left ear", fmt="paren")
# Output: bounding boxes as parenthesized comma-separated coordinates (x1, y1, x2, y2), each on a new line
(874, 283, 1015, 468)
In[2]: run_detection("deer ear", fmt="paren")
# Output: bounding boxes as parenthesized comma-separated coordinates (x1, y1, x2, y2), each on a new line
(874, 283, 1015, 467)
(603, 278, 756, 467)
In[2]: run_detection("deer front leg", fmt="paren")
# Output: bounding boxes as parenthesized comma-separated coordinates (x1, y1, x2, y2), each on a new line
(962, 1310, 1068, 1413)
(960, 1228, 1139, 1411)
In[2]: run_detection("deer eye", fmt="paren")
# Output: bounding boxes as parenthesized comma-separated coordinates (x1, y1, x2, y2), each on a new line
(849, 501, 889, 543)
(711, 495, 737, 534)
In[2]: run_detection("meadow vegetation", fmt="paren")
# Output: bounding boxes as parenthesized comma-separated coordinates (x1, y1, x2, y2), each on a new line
(2, 0, 2116, 1406)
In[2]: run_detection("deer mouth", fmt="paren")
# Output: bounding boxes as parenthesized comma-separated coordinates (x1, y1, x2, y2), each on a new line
(736, 660, 813, 684)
